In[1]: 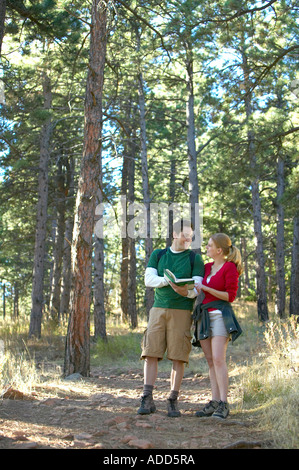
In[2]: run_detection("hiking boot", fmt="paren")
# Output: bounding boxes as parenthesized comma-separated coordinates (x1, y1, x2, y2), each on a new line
(167, 398, 181, 417)
(212, 400, 229, 419)
(195, 400, 219, 417)
(137, 394, 156, 415)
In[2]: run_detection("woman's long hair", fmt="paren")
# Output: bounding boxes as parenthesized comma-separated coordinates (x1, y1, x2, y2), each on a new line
(211, 233, 243, 275)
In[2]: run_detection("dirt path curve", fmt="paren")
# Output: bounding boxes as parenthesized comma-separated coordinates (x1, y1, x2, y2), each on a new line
(0, 365, 272, 451)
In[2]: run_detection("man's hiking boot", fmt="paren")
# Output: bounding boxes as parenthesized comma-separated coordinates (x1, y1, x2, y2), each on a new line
(137, 394, 156, 415)
(195, 400, 219, 417)
(212, 400, 229, 419)
(167, 398, 181, 417)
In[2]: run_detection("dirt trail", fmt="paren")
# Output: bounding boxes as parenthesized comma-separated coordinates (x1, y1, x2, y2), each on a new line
(0, 363, 272, 451)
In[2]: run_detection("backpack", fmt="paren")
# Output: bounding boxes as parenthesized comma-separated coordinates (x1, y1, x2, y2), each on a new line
(157, 247, 196, 274)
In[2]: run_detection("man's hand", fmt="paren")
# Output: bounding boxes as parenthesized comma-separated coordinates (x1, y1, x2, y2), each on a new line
(169, 281, 189, 297)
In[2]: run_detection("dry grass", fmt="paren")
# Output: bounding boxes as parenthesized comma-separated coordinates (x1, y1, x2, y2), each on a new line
(0, 301, 298, 448)
(239, 313, 299, 448)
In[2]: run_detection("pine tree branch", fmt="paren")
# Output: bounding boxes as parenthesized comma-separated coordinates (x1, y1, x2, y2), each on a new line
(218, 0, 279, 23)
(116, 0, 170, 55)
(7, 0, 53, 34)
(249, 45, 299, 94)
(268, 126, 299, 140)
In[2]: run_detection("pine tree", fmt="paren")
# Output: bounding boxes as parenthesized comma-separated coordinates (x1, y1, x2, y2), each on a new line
(64, 0, 108, 377)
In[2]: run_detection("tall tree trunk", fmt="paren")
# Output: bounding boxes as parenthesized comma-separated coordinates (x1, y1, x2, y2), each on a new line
(120, 100, 138, 327)
(93, 232, 106, 339)
(166, 157, 176, 247)
(93, 156, 106, 341)
(241, 237, 250, 296)
(274, 90, 286, 318)
(251, 177, 269, 321)
(2, 283, 5, 319)
(275, 148, 286, 317)
(127, 131, 137, 329)
(242, 50, 269, 322)
(290, 196, 299, 317)
(59, 156, 75, 320)
(120, 148, 129, 323)
(13, 283, 19, 318)
(267, 257, 274, 303)
(29, 71, 52, 338)
(49, 159, 66, 321)
(0, 0, 6, 56)
(185, 46, 199, 234)
(137, 54, 154, 316)
(64, 0, 107, 377)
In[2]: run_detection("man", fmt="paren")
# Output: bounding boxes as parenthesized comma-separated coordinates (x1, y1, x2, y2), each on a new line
(138, 219, 204, 417)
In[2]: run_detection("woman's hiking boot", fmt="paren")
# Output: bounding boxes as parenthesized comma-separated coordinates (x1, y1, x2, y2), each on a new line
(212, 400, 229, 419)
(195, 400, 219, 417)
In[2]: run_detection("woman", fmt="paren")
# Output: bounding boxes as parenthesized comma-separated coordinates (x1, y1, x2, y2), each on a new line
(194, 233, 243, 419)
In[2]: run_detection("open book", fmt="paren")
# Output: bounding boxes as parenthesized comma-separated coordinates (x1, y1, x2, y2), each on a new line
(164, 269, 195, 290)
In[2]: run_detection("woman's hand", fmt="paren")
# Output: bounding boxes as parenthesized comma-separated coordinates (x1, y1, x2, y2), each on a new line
(169, 281, 189, 297)
(195, 280, 203, 294)
(194, 279, 229, 301)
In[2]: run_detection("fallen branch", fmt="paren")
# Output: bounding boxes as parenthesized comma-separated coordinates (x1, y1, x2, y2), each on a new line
(223, 440, 263, 449)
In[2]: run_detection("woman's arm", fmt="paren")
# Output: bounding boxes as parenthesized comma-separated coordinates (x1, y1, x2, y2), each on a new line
(200, 284, 229, 302)
(195, 263, 239, 302)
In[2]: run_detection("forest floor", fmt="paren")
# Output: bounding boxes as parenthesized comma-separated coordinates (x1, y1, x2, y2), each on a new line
(0, 338, 274, 453)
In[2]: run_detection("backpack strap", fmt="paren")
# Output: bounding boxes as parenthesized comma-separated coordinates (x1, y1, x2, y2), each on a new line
(189, 250, 196, 273)
(157, 248, 168, 264)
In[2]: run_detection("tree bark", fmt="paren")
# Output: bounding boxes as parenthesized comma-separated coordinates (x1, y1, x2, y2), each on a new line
(93, 158, 106, 340)
(49, 159, 66, 321)
(59, 156, 75, 320)
(64, 0, 107, 377)
(120, 147, 129, 323)
(120, 100, 138, 327)
(29, 71, 52, 338)
(275, 149, 286, 317)
(0, 0, 6, 56)
(2, 283, 5, 319)
(186, 46, 199, 233)
(241, 237, 250, 296)
(127, 133, 137, 329)
(93, 230, 106, 339)
(137, 58, 154, 316)
(242, 50, 268, 322)
(274, 89, 286, 318)
(13, 283, 19, 318)
(251, 177, 269, 321)
(166, 157, 176, 247)
(290, 197, 299, 317)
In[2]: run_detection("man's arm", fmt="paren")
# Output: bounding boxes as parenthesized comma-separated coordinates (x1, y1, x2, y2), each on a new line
(145, 267, 168, 288)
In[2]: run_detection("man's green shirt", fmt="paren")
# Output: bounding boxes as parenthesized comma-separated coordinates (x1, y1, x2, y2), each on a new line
(147, 248, 204, 310)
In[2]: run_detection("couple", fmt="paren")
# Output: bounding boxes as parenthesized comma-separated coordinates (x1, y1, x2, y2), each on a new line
(138, 218, 243, 420)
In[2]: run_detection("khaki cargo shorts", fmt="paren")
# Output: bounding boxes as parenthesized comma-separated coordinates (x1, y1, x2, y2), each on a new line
(141, 307, 192, 364)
